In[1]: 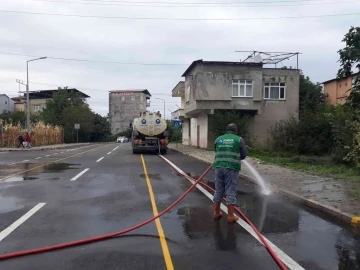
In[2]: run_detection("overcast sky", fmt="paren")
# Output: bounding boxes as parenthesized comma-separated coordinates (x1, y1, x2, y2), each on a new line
(0, 0, 359, 118)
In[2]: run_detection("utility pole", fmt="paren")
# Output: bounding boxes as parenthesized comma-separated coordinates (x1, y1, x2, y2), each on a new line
(26, 57, 47, 133)
(155, 98, 165, 120)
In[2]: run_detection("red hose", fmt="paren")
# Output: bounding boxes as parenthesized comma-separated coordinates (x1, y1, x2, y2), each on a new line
(0, 165, 212, 260)
(160, 157, 287, 270)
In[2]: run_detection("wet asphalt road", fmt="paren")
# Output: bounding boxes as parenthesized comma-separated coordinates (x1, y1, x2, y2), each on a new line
(0, 143, 360, 270)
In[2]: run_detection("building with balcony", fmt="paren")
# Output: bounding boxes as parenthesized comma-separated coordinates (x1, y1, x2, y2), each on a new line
(172, 60, 300, 148)
(109, 89, 151, 135)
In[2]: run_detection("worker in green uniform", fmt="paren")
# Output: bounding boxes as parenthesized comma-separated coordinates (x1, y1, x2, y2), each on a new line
(212, 123, 247, 222)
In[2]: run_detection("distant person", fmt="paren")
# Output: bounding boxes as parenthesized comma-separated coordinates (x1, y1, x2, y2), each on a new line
(17, 134, 24, 148)
(212, 123, 247, 223)
(24, 132, 32, 149)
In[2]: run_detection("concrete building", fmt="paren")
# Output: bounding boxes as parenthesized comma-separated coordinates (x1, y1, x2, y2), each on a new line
(0, 94, 15, 113)
(109, 89, 151, 135)
(11, 89, 89, 113)
(323, 72, 359, 105)
(172, 60, 300, 148)
(26, 89, 89, 113)
(11, 97, 25, 111)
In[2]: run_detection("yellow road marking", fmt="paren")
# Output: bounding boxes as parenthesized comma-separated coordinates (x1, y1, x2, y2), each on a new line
(351, 216, 360, 226)
(0, 144, 107, 182)
(140, 155, 174, 270)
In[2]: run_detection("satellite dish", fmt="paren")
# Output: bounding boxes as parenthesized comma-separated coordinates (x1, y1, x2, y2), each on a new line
(254, 55, 263, 63)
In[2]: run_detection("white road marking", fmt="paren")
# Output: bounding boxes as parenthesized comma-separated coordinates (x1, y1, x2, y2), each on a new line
(159, 156, 304, 270)
(35, 157, 41, 160)
(96, 157, 104, 162)
(0, 203, 46, 242)
(60, 152, 64, 154)
(70, 168, 90, 181)
(113, 146, 119, 151)
(107, 152, 111, 155)
(9, 163, 16, 165)
(22, 160, 29, 162)
(54, 153, 58, 155)
(46, 155, 50, 157)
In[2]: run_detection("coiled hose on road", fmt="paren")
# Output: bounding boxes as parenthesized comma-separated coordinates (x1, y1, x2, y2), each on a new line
(0, 160, 286, 270)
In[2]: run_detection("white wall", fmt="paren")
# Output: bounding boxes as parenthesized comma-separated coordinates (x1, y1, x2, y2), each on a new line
(182, 119, 190, 145)
(187, 113, 208, 148)
(0, 95, 14, 113)
(197, 112, 208, 149)
(190, 118, 197, 146)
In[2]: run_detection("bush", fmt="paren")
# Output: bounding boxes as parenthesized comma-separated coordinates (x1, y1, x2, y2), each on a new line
(166, 121, 182, 142)
(208, 110, 252, 145)
(269, 110, 333, 155)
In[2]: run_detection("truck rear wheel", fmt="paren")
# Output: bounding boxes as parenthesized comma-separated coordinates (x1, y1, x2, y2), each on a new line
(160, 149, 167, 155)
(132, 149, 138, 154)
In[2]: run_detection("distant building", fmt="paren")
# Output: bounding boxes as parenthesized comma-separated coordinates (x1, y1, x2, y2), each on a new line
(109, 89, 151, 135)
(11, 97, 25, 111)
(0, 94, 15, 113)
(14, 89, 89, 113)
(172, 60, 300, 147)
(28, 89, 89, 113)
(322, 72, 359, 105)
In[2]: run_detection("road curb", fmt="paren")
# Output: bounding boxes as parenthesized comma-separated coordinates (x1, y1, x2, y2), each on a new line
(169, 147, 360, 230)
(0, 143, 91, 152)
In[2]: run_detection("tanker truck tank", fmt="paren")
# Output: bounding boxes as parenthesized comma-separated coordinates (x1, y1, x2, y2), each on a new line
(131, 111, 169, 155)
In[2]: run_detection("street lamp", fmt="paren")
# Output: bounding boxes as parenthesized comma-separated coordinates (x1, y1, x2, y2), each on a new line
(155, 98, 165, 119)
(26, 57, 47, 133)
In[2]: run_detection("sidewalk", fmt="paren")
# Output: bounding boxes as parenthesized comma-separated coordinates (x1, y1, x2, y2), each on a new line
(169, 143, 360, 226)
(0, 143, 91, 152)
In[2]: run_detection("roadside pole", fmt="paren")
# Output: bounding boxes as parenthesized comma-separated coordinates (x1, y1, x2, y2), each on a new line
(74, 124, 80, 144)
(0, 124, 3, 148)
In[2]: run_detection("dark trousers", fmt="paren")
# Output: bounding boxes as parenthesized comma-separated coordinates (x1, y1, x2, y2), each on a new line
(17, 141, 24, 148)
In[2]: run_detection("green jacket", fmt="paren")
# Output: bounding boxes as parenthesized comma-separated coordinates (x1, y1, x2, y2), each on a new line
(212, 133, 242, 171)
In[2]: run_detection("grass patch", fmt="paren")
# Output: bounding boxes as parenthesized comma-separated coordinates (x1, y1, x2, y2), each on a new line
(249, 149, 360, 182)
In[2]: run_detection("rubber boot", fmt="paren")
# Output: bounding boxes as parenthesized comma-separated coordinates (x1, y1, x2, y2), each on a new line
(213, 202, 222, 219)
(227, 205, 239, 223)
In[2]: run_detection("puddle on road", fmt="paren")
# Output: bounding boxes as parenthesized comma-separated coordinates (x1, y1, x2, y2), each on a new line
(0, 162, 79, 182)
(139, 174, 162, 180)
(0, 196, 25, 214)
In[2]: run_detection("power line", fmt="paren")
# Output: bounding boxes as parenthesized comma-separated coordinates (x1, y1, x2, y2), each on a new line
(31, 0, 356, 4)
(32, 0, 359, 8)
(0, 52, 187, 66)
(0, 9, 359, 20)
(0, 79, 174, 97)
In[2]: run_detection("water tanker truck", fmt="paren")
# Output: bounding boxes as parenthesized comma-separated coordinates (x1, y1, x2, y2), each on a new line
(132, 111, 169, 155)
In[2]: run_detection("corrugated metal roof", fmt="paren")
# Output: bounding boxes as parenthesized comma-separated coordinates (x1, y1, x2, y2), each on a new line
(322, 72, 360, 84)
(109, 89, 151, 96)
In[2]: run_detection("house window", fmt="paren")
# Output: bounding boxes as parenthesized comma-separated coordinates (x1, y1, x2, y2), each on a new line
(121, 96, 125, 101)
(264, 83, 286, 100)
(131, 95, 135, 101)
(232, 80, 253, 97)
(34, 105, 41, 112)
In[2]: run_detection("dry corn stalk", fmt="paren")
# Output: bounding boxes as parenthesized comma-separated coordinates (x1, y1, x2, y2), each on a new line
(0, 120, 63, 147)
